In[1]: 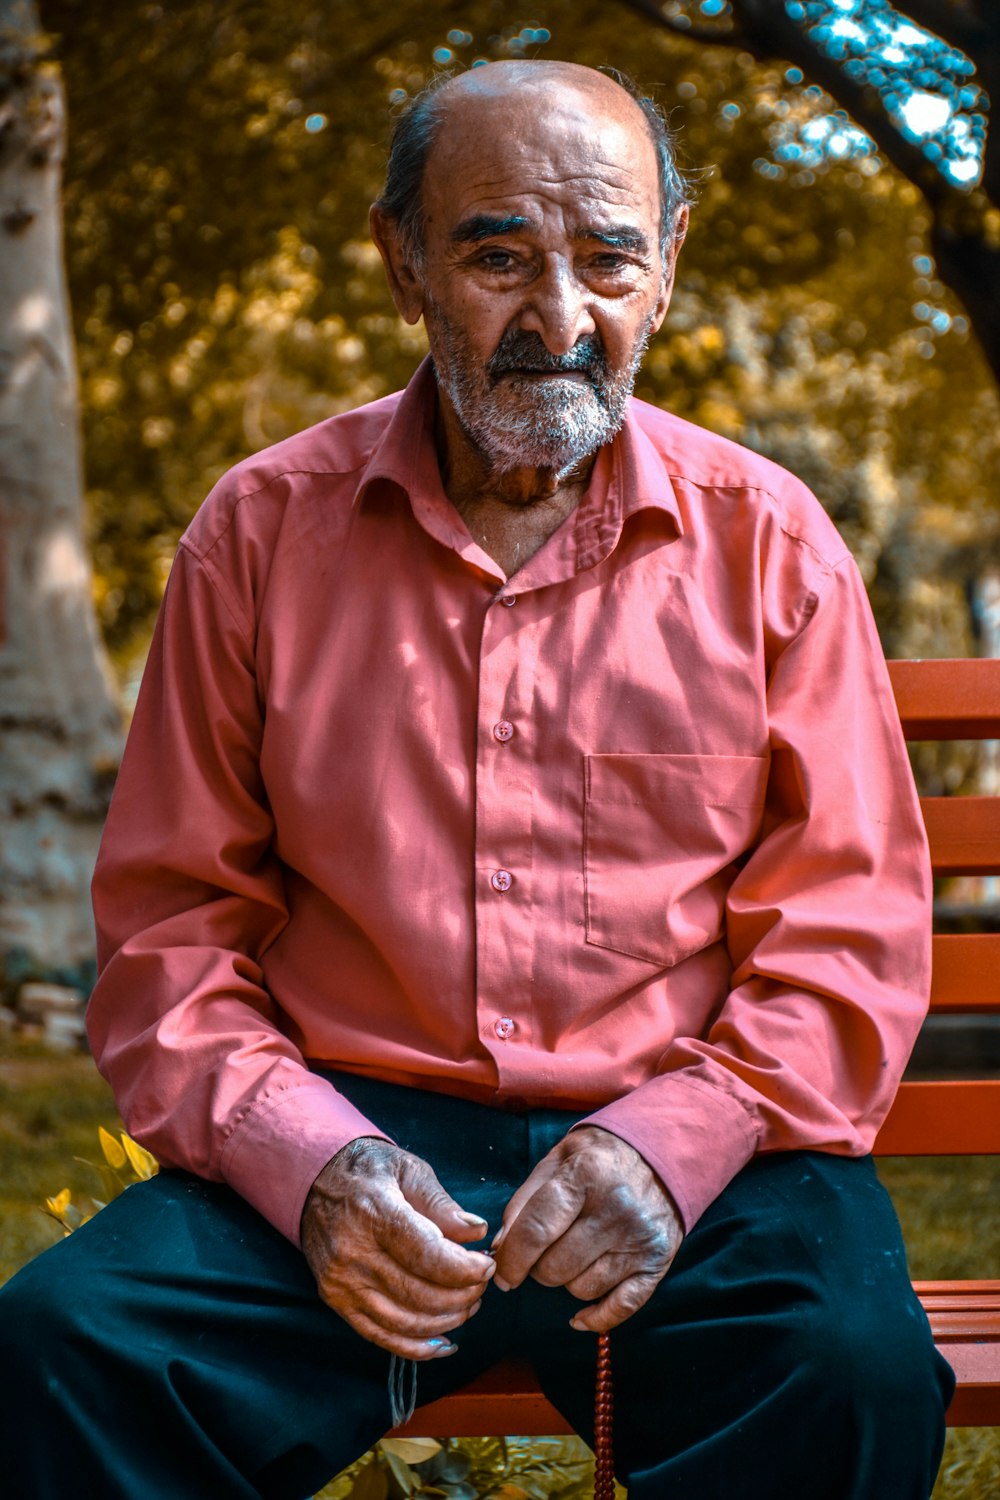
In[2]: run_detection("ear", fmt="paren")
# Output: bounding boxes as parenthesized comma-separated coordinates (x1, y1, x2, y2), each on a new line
(650, 204, 689, 334)
(369, 204, 426, 326)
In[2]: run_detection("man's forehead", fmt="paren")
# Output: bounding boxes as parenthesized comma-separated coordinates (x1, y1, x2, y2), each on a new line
(422, 63, 660, 230)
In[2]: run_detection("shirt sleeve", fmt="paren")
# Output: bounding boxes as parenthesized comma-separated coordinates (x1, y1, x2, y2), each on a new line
(87, 542, 388, 1245)
(579, 553, 932, 1232)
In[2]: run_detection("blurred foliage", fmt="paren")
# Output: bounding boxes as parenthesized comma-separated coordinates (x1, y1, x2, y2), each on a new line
(318, 1434, 620, 1500)
(41, 1123, 157, 1235)
(38, 0, 1000, 685)
(624, 1, 993, 189)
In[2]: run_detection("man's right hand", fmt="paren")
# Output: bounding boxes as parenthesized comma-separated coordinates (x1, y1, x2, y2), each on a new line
(301, 1137, 494, 1359)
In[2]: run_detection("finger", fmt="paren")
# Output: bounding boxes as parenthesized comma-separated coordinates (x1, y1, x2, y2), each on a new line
(362, 1253, 491, 1316)
(376, 1183, 495, 1288)
(354, 1286, 484, 1339)
(494, 1175, 586, 1290)
(569, 1271, 665, 1333)
(527, 1220, 620, 1289)
(398, 1155, 489, 1245)
(563, 1251, 636, 1303)
(315, 1256, 485, 1331)
(349, 1314, 462, 1362)
(492, 1152, 564, 1249)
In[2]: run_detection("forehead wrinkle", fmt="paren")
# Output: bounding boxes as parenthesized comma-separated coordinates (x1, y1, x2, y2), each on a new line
(445, 175, 652, 227)
(453, 159, 648, 197)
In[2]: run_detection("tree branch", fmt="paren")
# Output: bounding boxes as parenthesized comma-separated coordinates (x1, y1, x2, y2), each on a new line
(628, 0, 955, 209)
(896, 0, 990, 58)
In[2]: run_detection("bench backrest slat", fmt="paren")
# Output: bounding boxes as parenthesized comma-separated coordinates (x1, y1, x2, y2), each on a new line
(921, 797, 1000, 876)
(874, 663, 1000, 1158)
(930, 934, 1000, 1013)
(873, 1080, 1000, 1155)
(890, 658, 1000, 736)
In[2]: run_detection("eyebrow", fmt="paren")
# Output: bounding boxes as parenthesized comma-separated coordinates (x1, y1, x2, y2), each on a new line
(450, 214, 536, 244)
(580, 225, 652, 255)
(449, 213, 652, 257)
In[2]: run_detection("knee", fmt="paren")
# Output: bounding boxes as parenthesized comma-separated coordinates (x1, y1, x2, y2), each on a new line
(792, 1285, 948, 1417)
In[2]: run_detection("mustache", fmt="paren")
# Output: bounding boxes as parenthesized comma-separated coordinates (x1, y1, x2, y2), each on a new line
(487, 328, 609, 383)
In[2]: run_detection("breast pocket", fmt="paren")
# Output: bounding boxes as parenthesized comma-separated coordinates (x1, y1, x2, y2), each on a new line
(584, 753, 768, 968)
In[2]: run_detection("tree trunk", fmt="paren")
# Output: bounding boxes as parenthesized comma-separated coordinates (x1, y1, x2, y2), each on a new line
(0, 0, 122, 996)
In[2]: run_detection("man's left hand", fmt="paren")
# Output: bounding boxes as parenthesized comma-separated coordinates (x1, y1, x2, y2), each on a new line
(492, 1126, 683, 1332)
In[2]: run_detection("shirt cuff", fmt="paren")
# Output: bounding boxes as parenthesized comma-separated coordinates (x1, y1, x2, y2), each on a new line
(576, 1070, 760, 1232)
(219, 1072, 391, 1245)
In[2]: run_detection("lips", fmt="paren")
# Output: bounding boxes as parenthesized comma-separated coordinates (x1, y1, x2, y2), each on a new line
(497, 366, 592, 382)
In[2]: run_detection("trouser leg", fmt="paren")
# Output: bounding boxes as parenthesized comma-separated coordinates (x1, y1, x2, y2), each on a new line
(0, 1070, 954, 1500)
(0, 1078, 533, 1500)
(530, 1152, 955, 1500)
(0, 1172, 403, 1500)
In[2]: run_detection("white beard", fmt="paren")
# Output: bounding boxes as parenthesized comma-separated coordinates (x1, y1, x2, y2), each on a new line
(427, 302, 655, 476)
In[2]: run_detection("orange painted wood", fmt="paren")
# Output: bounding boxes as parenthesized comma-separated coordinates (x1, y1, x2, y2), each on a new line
(931, 934, 1000, 1013)
(936, 1346, 1000, 1426)
(921, 796, 1000, 875)
(395, 1359, 571, 1438)
(873, 1080, 1000, 1155)
(888, 659, 1000, 738)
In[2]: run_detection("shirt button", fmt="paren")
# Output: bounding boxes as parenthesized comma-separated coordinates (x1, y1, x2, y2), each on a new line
(493, 720, 514, 743)
(500, 594, 517, 607)
(490, 869, 513, 892)
(494, 1016, 515, 1040)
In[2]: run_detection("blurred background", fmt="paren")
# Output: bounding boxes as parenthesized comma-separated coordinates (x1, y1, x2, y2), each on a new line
(3, 0, 999, 1000)
(1, 5, 998, 1493)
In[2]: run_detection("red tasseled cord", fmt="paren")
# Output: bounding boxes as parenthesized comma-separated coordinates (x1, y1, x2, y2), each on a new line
(593, 1331, 615, 1500)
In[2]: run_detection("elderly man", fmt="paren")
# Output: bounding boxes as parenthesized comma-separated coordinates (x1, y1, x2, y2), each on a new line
(1, 60, 952, 1499)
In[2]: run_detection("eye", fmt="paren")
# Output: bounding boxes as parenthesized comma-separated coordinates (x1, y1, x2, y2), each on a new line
(478, 248, 519, 272)
(589, 252, 632, 274)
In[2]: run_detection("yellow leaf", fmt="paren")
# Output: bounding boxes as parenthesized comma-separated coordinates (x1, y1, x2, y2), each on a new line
(121, 1133, 159, 1180)
(379, 1437, 442, 1464)
(45, 1189, 72, 1216)
(99, 1125, 126, 1169)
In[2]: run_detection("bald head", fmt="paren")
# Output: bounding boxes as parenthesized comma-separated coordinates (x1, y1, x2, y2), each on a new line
(377, 61, 689, 267)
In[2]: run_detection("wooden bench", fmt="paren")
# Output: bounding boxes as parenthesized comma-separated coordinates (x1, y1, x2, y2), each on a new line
(397, 658, 1000, 1437)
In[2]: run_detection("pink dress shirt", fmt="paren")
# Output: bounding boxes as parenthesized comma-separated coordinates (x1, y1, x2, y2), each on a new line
(88, 358, 931, 1246)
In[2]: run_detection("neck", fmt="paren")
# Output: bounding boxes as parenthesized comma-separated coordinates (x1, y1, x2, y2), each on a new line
(433, 390, 596, 578)
(434, 388, 596, 513)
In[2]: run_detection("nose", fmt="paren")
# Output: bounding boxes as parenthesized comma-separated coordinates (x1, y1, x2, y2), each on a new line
(519, 259, 596, 356)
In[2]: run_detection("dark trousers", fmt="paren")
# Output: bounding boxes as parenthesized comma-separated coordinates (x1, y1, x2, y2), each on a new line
(0, 1072, 954, 1499)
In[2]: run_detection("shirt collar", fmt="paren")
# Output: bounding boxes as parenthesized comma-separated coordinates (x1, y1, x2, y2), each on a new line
(353, 356, 684, 563)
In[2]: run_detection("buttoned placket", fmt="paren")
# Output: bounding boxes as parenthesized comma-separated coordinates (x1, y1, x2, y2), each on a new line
(472, 586, 543, 1088)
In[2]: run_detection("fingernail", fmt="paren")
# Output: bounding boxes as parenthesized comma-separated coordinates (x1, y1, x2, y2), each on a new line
(569, 1317, 586, 1332)
(461, 1212, 487, 1226)
(427, 1338, 457, 1355)
(493, 1274, 511, 1292)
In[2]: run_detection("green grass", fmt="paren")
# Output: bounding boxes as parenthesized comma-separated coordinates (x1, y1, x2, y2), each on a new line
(0, 1035, 122, 1280)
(1, 1034, 996, 1496)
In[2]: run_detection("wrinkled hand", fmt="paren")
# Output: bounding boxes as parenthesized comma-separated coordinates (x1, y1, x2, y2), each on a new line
(492, 1126, 683, 1333)
(301, 1137, 494, 1360)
